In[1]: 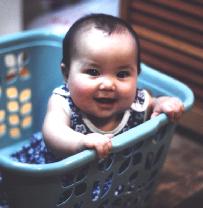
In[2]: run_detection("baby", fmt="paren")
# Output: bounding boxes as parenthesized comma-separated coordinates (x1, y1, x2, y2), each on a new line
(42, 14, 184, 159)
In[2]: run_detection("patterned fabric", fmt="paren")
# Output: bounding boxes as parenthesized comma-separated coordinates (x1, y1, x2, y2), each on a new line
(10, 84, 149, 165)
(53, 84, 148, 136)
(11, 132, 56, 164)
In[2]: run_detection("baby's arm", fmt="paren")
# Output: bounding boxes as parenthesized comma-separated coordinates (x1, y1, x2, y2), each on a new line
(148, 94, 184, 122)
(42, 94, 112, 158)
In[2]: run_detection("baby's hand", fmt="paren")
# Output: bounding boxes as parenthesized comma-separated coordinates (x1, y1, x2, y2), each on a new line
(84, 133, 113, 158)
(151, 96, 184, 122)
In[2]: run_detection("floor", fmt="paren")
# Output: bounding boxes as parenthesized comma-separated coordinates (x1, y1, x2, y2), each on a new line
(150, 128, 203, 208)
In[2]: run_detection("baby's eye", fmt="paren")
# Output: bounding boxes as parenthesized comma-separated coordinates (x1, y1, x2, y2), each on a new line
(85, 69, 100, 76)
(117, 71, 130, 78)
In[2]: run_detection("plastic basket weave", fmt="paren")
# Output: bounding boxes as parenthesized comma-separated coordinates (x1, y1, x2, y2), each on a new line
(0, 30, 194, 208)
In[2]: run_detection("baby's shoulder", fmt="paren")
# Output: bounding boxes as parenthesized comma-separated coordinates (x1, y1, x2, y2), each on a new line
(48, 90, 71, 116)
(48, 93, 67, 109)
(52, 85, 70, 98)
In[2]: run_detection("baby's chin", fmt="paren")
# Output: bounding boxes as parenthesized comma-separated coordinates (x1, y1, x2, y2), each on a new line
(85, 110, 125, 121)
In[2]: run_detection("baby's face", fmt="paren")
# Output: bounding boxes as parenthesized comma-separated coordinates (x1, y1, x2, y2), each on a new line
(67, 28, 138, 123)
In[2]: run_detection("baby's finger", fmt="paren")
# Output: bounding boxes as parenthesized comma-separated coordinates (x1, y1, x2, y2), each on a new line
(174, 106, 184, 121)
(150, 111, 160, 119)
(103, 140, 112, 156)
(103, 143, 110, 158)
(96, 144, 106, 158)
(167, 111, 176, 122)
(171, 98, 184, 111)
(106, 139, 112, 153)
(105, 134, 114, 139)
(171, 102, 184, 121)
(95, 141, 109, 158)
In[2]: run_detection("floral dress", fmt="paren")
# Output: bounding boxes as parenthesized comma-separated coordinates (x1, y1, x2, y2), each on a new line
(11, 84, 149, 164)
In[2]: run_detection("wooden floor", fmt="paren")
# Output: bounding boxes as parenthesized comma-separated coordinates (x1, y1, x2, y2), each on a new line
(150, 128, 203, 208)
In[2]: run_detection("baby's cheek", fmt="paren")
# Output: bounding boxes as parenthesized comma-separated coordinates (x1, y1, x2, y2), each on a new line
(69, 77, 89, 94)
(119, 88, 136, 108)
(71, 82, 95, 106)
(121, 85, 136, 99)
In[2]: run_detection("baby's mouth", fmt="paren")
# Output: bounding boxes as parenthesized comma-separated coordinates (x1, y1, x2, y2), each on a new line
(94, 97, 116, 104)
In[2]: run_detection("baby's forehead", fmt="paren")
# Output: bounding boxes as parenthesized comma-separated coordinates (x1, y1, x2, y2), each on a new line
(72, 24, 137, 59)
(75, 25, 135, 44)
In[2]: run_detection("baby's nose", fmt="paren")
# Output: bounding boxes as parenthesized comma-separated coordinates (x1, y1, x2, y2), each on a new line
(99, 77, 116, 90)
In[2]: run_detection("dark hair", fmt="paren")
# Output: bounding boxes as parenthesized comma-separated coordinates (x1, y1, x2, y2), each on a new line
(62, 13, 141, 77)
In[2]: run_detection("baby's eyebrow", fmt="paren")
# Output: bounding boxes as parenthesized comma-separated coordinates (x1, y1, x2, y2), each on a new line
(81, 59, 100, 67)
(118, 65, 133, 70)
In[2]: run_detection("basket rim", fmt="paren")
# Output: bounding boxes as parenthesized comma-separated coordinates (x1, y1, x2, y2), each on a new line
(0, 114, 168, 176)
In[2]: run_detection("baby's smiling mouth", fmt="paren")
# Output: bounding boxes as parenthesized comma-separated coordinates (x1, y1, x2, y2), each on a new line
(94, 97, 117, 104)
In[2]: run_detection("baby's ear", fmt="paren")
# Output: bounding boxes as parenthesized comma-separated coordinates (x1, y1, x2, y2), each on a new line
(61, 62, 68, 80)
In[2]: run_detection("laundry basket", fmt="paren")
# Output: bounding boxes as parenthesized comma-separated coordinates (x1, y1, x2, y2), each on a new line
(0, 30, 194, 208)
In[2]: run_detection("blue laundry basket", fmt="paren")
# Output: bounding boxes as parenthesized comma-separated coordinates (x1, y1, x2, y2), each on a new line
(0, 30, 194, 208)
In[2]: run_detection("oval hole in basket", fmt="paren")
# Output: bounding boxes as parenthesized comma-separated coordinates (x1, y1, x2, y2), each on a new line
(91, 181, 101, 201)
(20, 102, 32, 115)
(57, 188, 73, 205)
(6, 68, 17, 84)
(18, 51, 29, 66)
(19, 67, 30, 80)
(6, 87, 18, 99)
(61, 173, 75, 187)
(133, 140, 144, 151)
(75, 166, 88, 182)
(21, 115, 32, 129)
(129, 171, 138, 184)
(8, 114, 20, 126)
(145, 180, 155, 194)
(118, 158, 131, 174)
(9, 127, 20, 139)
(144, 192, 152, 203)
(7, 101, 19, 113)
(101, 173, 113, 198)
(122, 147, 133, 157)
(145, 152, 154, 170)
(148, 169, 158, 182)
(74, 182, 87, 196)
(20, 89, 31, 103)
(156, 126, 167, 141)
(4, 54, 16, 67)
(123, 196, 135, 207)
(133, 197, 138, 205)
(151, 137, 158, 144)
(73, 200, 83, 208)
(0, 110, 6, 122)
(99, 199, 109, 208)
(112, 198, 122, 207)
(0, 124, 6, 137)
(114, 184, 124, 196)
(98, 154, 113, 171)
(132, 152, 142, 166)
(153, 145, 165, 165)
